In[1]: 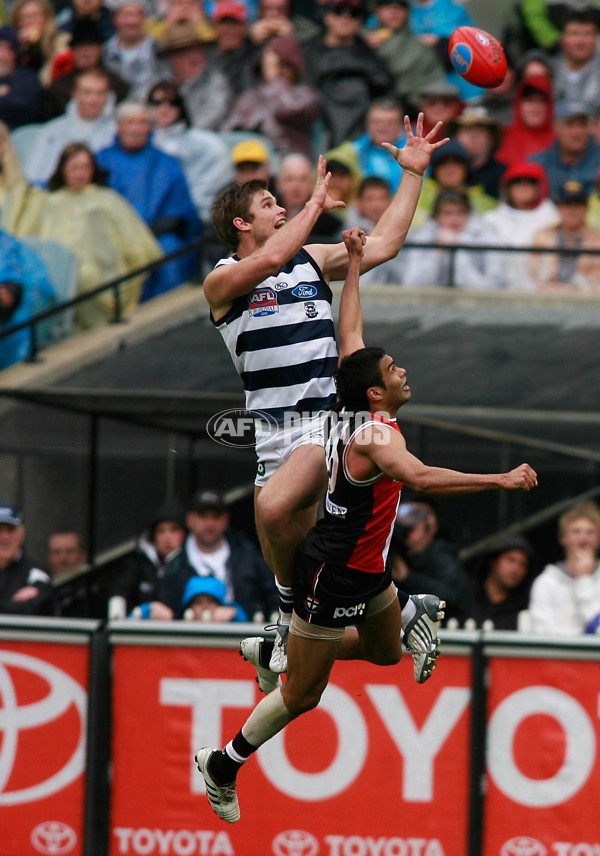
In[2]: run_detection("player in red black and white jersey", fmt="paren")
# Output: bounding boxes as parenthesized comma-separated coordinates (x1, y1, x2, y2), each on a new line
(195, 229, 538, 824)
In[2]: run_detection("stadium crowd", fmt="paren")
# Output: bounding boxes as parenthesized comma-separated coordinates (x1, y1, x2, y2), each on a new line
(1, 1, 600, 366)
(1, 1, 600, 635)
(2, 491, 600, 637)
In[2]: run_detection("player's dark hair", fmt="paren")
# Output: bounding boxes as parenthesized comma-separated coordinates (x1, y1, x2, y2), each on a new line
(211, 180, 268, 250)
(335, 346, 387, 412)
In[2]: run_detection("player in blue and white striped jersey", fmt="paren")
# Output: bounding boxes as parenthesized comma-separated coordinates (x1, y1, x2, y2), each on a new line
(203, 114, 449, 673)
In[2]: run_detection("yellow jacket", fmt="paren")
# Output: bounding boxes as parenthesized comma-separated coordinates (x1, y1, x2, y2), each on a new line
(5, 181, 163, 328)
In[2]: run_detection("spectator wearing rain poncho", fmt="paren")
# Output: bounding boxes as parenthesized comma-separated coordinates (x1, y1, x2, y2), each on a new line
(4, 141, 162, 329)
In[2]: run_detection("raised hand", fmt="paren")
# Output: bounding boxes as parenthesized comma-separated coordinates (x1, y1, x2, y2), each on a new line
(310, 155, 346, 213)
(567, 548, 597, 578)
(342, 227, 366, 259)
(382, 112, 450, 175)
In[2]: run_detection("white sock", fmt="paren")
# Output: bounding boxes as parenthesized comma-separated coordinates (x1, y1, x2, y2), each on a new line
(276, 582, 293, 623)
(401, 599, 417, 630)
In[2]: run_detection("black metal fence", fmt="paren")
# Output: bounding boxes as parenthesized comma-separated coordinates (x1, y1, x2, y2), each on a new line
(1, 238, 598, 363)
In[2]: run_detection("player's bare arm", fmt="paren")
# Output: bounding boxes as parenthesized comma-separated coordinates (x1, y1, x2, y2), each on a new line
(204, 156, 344, 317)
(309, 114, 450, 282)
(353, 425, 538, 495)
(337, 227, 367, 361)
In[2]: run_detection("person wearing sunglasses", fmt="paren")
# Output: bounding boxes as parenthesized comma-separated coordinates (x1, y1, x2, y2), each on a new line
(147, 79, 232, 223)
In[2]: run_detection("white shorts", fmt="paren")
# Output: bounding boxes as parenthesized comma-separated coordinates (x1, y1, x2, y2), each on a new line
(254, 411, 330, 487)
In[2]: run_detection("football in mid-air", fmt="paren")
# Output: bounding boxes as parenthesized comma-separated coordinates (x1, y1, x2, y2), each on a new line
(448, 26, 507, 88)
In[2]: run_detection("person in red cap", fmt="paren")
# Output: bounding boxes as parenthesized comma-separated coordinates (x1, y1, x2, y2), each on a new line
(211, 0, 257, 99)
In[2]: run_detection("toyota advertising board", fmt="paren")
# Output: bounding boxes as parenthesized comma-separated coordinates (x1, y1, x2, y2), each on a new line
(483, 653, 600, 856)
(0, 636, 89, 856)
(110, 641, 473, 856)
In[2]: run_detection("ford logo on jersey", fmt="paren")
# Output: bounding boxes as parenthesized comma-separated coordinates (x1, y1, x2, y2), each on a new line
(292, 284, 317, 299)
(248, 288, 278, 317)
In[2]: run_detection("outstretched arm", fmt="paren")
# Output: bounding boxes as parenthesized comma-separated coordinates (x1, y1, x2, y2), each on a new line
(356, 425, 538, 495)
(310, 114, 449, 281)
(338, 227, 366, 361)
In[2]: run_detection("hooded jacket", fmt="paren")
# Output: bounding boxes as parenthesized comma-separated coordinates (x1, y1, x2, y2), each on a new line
(482, 162, 560, 290)
(221, 35, 319, 158)
(496, 75, 555, 168)
(465, 534, 537, 630)
(112, 499, 195, 618)
(530, 555, 600, 635)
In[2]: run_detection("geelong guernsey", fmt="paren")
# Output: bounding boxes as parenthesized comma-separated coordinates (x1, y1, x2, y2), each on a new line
(210, 249, 338, 422)
(304, 411, 403, 573)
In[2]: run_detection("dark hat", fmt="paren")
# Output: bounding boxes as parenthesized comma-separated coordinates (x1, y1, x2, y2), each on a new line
(430, 139, 471, 173)
(475, 532, 537, 585)
(182, 575, 227, 608)
(483, 533, 535, 561)
(148, 498, 187, 536)
(157, 22, 205, 56)
(189, 489, 228, 514)
(70, 19, 104, 47)
(0, 504, 23, 527)
(554, 180, 589, 205)
(0, 26, 20, 57)
(327, 158, 352, 175)
(327, 0, 369, 17)
(555, 100, 591, 121)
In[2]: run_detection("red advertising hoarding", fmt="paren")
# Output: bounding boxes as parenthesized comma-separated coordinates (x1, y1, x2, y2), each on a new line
(110, 644, 473, 856)
(484, 656, 600, 856)
(0, 639, 88, 856)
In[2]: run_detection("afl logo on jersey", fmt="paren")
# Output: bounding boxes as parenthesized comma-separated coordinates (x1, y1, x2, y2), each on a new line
(292, 284, 317, 299)
(249, 288, 279, 317)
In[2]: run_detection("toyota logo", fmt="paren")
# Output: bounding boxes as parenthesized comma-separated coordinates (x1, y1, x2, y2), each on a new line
(0, 651, 86, 804)
(31, 821, 77, 855)
(272, 829, 319, 856)
(501, 837, 547, 856)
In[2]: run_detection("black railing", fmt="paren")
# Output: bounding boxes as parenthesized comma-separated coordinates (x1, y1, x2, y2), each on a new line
(0, 236, 204, 362)
(396, 240, 600, 290)
(0, 238, 597, 363)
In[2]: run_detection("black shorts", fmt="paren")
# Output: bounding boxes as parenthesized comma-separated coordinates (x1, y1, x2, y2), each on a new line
(292, 550, 392, 628)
